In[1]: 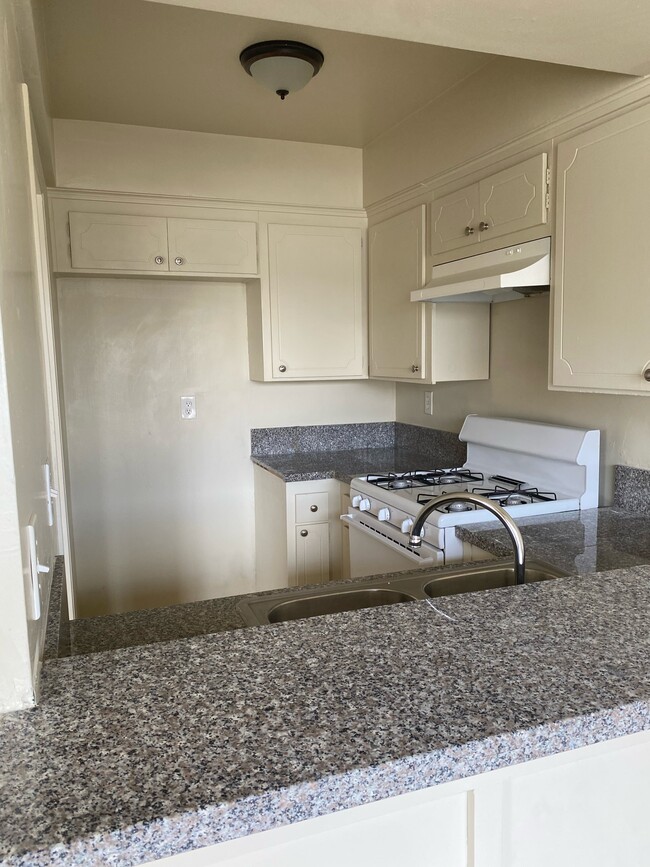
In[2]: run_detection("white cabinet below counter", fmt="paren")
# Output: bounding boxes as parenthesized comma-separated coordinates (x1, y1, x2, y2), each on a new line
(253, 467, 348, 591)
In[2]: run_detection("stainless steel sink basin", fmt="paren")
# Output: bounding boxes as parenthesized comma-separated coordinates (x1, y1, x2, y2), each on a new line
(266, 588, 417, 624)
(236, 559, 569, 627)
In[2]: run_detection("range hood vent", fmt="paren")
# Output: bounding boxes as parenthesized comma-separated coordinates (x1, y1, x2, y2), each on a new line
(411, 237, 551, 304)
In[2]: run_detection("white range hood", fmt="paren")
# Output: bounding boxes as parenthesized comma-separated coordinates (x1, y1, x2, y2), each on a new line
(411, 237, 551, 303)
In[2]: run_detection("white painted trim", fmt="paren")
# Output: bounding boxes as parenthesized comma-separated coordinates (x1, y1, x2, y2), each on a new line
(366, 75, 650, 217)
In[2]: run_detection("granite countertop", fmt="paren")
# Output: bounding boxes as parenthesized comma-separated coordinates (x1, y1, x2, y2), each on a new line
(456, 506, 650, 575)
(251, 445, 466, 483)
(1, 563, 650, 866)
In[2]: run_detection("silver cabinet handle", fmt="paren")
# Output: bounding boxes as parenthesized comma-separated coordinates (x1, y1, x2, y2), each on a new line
(464, 226, 474, 236)
(174, 257, 184, 266)
(310, 504, 318, 513)
(411, 364, 420, 373)
(479, 221, 490, 232)
(300, 529, 308, 537)
(154, 256, 164, 265)
(644, 367, 650, 382)
(278, 364, 287, 373)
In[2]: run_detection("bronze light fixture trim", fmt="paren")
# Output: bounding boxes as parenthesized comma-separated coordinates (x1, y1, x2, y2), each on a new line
(239, 40, 325, 100)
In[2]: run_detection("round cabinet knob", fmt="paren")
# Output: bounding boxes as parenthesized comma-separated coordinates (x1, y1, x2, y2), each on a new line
(174, 257, 184, 266)
(479, 221, 490, 232)
(464, 226, 475, 236)
(278, 365, 287, 373)
(411, 364, 420, 373)
(154, 256, 165, 265)
(359, 498, 371, 512)
(378, 508, 391, 522)
(351, 495, 362, 509)
(401, 517, 414, 534)
(644, 366, 650, 382)
(310, 504, 318, 513)
(300, 529, 308, 537)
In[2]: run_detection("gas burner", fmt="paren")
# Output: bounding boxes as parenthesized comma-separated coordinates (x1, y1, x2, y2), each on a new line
(503, 494, 531, 506)
(446, 501, 474, 512)
(438, 474, 462, 484)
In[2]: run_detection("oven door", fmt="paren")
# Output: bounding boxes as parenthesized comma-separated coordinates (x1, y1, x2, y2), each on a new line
(341, 514, 444, 579)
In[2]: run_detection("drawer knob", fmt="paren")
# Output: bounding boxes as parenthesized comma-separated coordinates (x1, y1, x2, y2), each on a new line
(174, 256, 184, 266)
(300, 529, 308, 537)
(479, 221, 490, 232)
(310, 504, 318, 512)
(644, 366, 650, 382)
(278, 364, 287, 373)
(464, 226, 474, 236)
(154, 256, 165, 265)
(411, 364, 420, 373)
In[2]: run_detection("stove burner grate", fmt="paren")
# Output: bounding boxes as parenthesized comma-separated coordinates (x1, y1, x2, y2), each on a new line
(366, 468, 484, 491)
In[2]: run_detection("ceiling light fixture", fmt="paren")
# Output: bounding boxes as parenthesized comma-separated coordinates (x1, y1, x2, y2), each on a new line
(239, 40, 324, 101)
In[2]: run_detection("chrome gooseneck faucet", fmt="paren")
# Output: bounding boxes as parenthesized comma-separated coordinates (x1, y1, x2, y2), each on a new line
(409, 492, 526, 585)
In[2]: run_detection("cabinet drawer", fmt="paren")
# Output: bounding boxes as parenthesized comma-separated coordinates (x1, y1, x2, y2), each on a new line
(295, 491, 329, 523)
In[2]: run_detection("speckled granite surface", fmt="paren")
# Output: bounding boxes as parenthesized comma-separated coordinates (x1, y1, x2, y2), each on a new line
(42, 557, 66, 662)
(250, 423, 466, 482)
(456, 507, 650, 575)
(614, 465, 650, 514)
(2, 565, 650, 866)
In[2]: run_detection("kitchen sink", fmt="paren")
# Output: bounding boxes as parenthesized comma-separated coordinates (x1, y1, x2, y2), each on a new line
(236, 559, 569, 626)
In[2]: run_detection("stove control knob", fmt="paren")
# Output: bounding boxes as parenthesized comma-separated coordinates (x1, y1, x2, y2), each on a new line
(351, 495, 362, 509)
(378, 508, 391, 522)
(359, 498, 371, 512)
(401, 517, 414, 534)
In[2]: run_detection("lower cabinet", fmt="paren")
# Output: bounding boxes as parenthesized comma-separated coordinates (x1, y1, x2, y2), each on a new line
(253, 467, 347, 590)
(144, 730, 650, 866)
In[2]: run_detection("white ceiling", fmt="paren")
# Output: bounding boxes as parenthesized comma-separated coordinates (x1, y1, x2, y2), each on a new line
(41, 0, 495, 148)
(146, 0, 650, 76)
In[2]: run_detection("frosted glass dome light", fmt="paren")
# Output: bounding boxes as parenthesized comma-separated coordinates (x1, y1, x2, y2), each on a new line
(240, 41, 324, 100)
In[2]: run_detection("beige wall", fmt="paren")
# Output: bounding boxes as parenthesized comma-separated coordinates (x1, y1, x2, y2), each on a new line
(363, 56, 629, 206)
(0, 0, 56, 711)
(396, 297, 650, 502)
(53, 119, 363, 209)
(58, 278, 394, 617)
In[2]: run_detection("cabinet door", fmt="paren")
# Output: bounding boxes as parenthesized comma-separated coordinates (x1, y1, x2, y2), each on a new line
(294, 522, 330, 586)
(430, 184, 479, 255)
(167, 218, 258, 275)
(268, 224, 365, 379)
(69, 212, 168, 271)
(479, 153, 548, 241)
(369, 206, 426, 380)
(552, 104, 650, 394)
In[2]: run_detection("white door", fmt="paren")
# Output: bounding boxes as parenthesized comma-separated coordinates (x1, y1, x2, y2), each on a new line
(479, 153, 548, 241)
(430, 184, 479, 255)
(294, 522, 330, 586)
(167, 218, 258, 275)
(268, 223, 365, 379)
(369, 205, 426, 381)
(552, 103, 650, 393)
(69, 212, 168, 272)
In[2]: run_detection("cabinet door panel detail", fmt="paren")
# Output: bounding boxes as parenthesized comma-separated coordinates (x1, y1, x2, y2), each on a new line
(553, 106, 650, 393)
(69, 212, 168, 271)
(167, 218, 257, 274)
(479, 153, 547, 239)
(294, 522, 330, 586)
(269, 224, 364, 379)
(369, 206, 426, 380)
(430, 185, 479, 255)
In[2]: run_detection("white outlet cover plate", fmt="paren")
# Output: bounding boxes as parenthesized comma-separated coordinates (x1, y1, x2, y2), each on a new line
(181, 395, 196, 419)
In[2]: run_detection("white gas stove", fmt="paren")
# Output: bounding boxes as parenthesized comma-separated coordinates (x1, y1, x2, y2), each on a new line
(342, 416, 600, 578)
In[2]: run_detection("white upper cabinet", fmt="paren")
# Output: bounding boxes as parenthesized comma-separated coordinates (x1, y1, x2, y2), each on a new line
(64, 205, 259, 277)
(369, 205, 426, 380)
(430, 153, 549, 258)
(69, 212, 168, 271)
(261, 221, 366, 381)
(552, 102, 650, 394)
(167, 218, 257, 275)
(369, 205, 489, 384)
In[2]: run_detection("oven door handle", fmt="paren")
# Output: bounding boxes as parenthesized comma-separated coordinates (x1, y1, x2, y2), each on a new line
(340, 514, 438, 566)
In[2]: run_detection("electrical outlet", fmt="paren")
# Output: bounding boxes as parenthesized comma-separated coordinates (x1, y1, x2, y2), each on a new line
(181, 395, 196, 420)
(424, 391, 434, 416)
